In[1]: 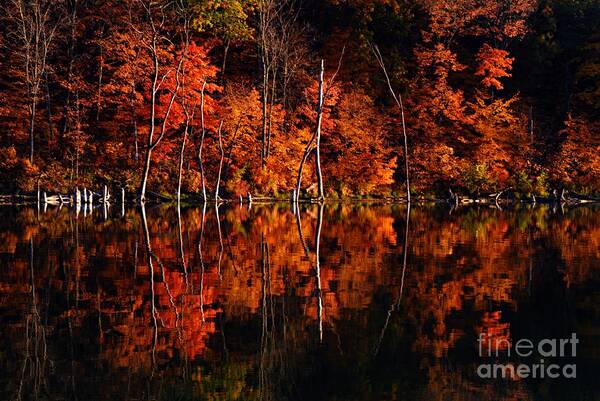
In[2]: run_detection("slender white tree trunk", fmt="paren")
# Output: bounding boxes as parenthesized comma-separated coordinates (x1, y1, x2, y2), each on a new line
(177, 125, 188, 204)
(214, 121, 225, 200)
(198, 80, 207, 201)
(315, 60, 325, 200)
(371, 45, 411, 202)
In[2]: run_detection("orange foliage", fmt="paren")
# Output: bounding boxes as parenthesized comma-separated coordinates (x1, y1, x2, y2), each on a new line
(326, 89, 396, 194)
(550, 118, 600, 192)
(476, 44, 514, 90)
(0, 0, 597, 197)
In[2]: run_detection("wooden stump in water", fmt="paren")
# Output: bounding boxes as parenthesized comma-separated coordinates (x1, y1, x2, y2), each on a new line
(44, 194, 60, 205)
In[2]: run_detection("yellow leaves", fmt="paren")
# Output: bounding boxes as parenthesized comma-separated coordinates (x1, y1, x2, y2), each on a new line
(192, 0, 256, 41)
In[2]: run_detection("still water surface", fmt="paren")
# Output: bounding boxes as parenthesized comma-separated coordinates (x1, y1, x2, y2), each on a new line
(0, 203, 599, 400)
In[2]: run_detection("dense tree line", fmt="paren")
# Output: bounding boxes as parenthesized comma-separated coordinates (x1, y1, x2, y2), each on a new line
(0, 0, 598, 198)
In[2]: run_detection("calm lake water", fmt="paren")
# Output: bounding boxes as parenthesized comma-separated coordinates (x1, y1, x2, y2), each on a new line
(0, 203, 599, 400)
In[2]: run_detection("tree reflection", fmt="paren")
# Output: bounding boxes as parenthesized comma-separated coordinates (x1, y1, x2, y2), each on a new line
(0, 204, 599, 400)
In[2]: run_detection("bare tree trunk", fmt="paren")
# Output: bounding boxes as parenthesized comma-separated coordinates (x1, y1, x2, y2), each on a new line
(29, 101, 36, 163)
(220, 118, 243, 191)
(371, 45, 411, 202)
(138, 11, 160, 203)
(198, 80, 207, 201)
(96, 45, 103, 121)
(74, 91, 81, 179)
(214, 121, 225, 200)
(261, 66, 269, 168)
(295, 135, 315, 202)
(44, 72, 53, 142)
(6, 0, 60, 164)
(282, 59, 289, 113)
(139, 146, 154, 203)
(131, 82, 139, 161)
(314, 60, 325, 200)
(176, 0, 194, 205)
(61, 0, 78, 141)
(139, 16, 184, 203)
(177, 126, 189, 203)
(266, 68, 277, 158)
(295, 50, 344, 202)
(221, 38, 229, 85)
(138, 30, 159, 203)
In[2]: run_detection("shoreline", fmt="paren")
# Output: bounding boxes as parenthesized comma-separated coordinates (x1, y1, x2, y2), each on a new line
(1, 192, 599, 207)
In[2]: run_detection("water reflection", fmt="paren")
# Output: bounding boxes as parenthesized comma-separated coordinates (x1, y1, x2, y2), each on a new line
(0, 203, 599, 400)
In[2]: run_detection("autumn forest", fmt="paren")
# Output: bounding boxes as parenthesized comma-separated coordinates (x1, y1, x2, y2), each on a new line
(0, 0, 599, 200)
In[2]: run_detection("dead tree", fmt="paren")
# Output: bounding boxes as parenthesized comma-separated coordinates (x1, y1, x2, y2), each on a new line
(294, 136, 315, 202)
(295, 50, 344, 202)
(59, 0, 79, 142)
(257, 0, 278, 168)
(314, 60, 325, 200)
(176, 0, 195, 204)
(177, 104, 193, 203)
(198, 79, 208, 201)
(256, 0, 299, 166)
(214, 121, 225, 201)
(5, 0, 61, 163)
(135, 0, 185, 204)
(371, 44, 411, 203)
